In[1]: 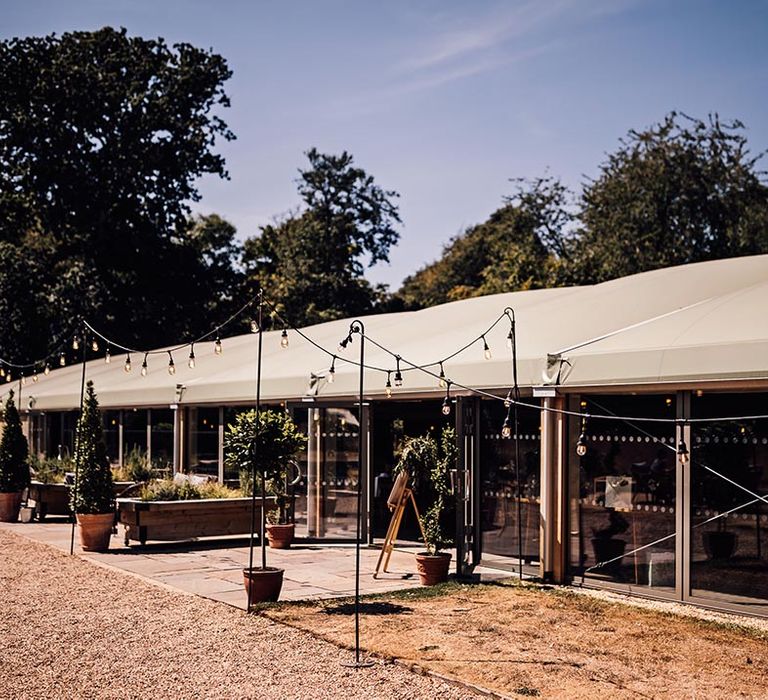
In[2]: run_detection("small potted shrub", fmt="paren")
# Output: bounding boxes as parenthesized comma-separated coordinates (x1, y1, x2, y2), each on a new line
(70, 381, 115, 552)
(224, 409, 305, 603)
(396, 427, 457, 585)
(0, 391, 30, 522)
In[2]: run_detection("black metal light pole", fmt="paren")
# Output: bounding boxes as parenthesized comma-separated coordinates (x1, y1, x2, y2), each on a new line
(341, 319, 374, 668)
(246, 291, 265, 611)
(69, 322, 88, 556)
(504, 308, 524, 580)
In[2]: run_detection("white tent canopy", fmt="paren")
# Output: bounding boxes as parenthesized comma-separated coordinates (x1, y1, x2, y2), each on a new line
(12, 254, 768, 411)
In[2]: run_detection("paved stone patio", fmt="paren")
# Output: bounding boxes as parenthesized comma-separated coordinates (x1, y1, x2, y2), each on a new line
(0, 519, 511, 609)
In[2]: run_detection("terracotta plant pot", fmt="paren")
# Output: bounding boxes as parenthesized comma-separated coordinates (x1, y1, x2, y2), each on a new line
(76, 512, 115, 552)
(243, 567, 284, 604)
(415, 552, 451, 585)
(266, 523, 295, 549)
(0, 492, 23, 522)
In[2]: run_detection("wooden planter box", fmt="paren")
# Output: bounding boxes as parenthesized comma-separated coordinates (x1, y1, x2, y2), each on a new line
(28, 481, 134, 521)
(118, 496, 276, 546)
(27, 482, 70, 520)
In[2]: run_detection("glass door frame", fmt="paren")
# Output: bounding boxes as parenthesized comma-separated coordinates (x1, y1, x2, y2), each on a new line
(567, 388, 768, 617)
(287, 400, 371, 543)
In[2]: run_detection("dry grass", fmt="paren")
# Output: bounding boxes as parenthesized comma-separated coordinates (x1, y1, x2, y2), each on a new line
(261, 581, 768, 699)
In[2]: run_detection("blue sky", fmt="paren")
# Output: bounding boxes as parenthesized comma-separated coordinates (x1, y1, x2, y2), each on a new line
(4, 1, 768, 288)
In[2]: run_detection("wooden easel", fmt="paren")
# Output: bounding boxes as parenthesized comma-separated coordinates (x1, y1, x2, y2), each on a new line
(373, 470, 426, 578)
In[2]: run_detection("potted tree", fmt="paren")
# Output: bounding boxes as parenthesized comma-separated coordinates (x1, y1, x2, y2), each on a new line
(0, 391, 30, 522)
(395, 427, 457, 585)
(224, 409, 305, 603)
(70, 382, 115, 552)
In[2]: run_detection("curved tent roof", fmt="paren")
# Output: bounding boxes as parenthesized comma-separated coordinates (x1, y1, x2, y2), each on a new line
(10, 254, 768, 411)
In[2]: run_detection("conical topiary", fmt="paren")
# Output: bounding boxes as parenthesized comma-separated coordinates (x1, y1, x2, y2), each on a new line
(0, 390, 30, 493)
(70, 381, 114, 514)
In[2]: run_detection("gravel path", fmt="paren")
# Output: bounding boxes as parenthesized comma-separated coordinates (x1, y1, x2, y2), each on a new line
(0, 530, 479, 700)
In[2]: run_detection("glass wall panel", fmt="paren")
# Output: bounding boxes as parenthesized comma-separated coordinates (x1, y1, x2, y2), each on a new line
(690, 392, 768, 611)
(480, 399, 541, 568)
(28, 414, 46, 458)
(313, 407, 359, 538)
(123, 409, 148, 461)
(150, 409, 174, 474)
(187, 407, 219, 476)
(103, 410, 120, 465)
(370, 400, 452, 541)
(569, 394, 677, 593)
(223, 406, 252, 481)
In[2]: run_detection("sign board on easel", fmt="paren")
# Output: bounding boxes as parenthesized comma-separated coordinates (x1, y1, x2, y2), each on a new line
(373, 470, 426, 578)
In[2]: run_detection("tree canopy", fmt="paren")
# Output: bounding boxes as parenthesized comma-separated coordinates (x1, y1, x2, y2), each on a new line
(398, 176, 571, 308)
(572, 112, 768, 283)
(399, 113, 768, 308)
(243, 148, 400, 327)
(0, 27, 237, 364)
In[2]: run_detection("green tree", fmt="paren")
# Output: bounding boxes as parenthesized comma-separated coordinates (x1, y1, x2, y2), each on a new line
(0, 391, 29, 493)
(0, 27, 236, 363)
(70, 381, 114, 514)
(573, 112, 768, 283)
(243, 149, 400, 326)
(398, 176, 572, 308)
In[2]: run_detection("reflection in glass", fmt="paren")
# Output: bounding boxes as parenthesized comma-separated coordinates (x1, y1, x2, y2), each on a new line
(569, 395, 676, 592)
(123, 409, 148, 461)
(103, 410, 120, 465)
(188, 407, 219, 476)
(223, 407, 251, 481)
(691, 392, 768, 610)
(150, 409, 174, 473)
(480, 400, 541, 569)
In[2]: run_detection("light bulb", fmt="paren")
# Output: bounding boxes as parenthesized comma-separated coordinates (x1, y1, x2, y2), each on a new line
(483, 338, 492, 361)
(438, 364, 447, 388)
(21, 375, 26, 386)
(280, 329, 289, 349)
(441, 398, 451, 416)
(72, 337, 80, 351)
(506, 332, 513, 350)
(214, 337, 222, 355)
(44, 364, 50, 376)
(250, 319, 259, 333)
(504, 391, 512, 409)
(328, 359, 336, 384)
(188, 348, 196, 369)
(59, 354, 66, 367)
(678, 439, 689, 464)
(576, 434, 587, 457)
(141, 359, 148, 377)
(32, 372, 38, 383)
(105, 347, 111, 364)
(394, 370, 403, 387)
(0, 367, 5, 378)
(386, 385, 392, 398)
(124, 354, 132, 373)
(5, 373, 11, 383)
(168, 358, 176, 375)
(91, 339, 99, 352)
(501, 419, 511, 439)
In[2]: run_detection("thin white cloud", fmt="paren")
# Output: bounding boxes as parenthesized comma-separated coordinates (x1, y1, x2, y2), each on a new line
(398, 0, 572, 74)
